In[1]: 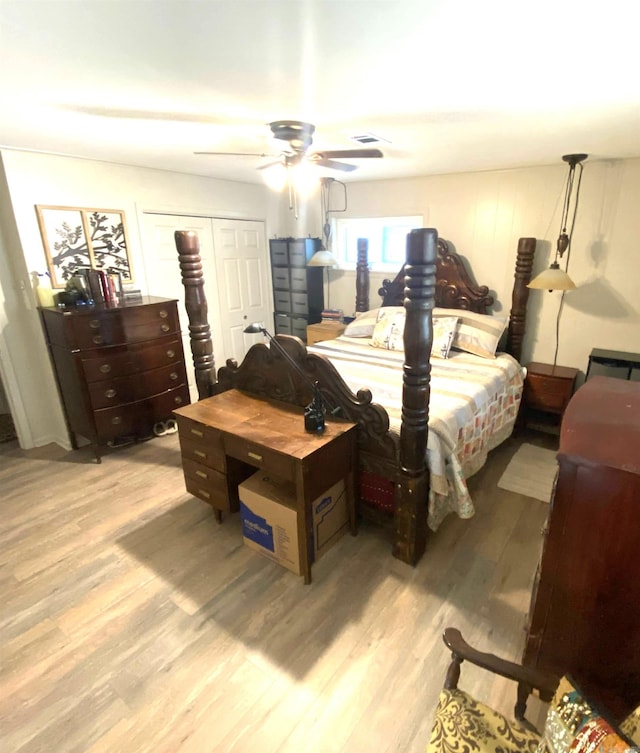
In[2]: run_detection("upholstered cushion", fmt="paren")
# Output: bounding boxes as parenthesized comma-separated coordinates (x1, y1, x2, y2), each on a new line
(536, 677, 633, 753)
(427, 688, 541, 753)
(371, 311, 459, 358)
(434, 308, 507, 359)
(620, 705, 640, 745)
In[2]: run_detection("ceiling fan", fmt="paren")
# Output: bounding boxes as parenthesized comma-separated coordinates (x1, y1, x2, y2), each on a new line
(194, 120, 383, 173)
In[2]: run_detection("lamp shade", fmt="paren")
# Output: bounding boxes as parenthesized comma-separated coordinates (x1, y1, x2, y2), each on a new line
(527, 262, 576, 291)
(308, 248, 337, 267)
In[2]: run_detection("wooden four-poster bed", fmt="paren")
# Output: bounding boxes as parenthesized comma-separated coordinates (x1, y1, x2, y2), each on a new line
(174, 229, 536, 566)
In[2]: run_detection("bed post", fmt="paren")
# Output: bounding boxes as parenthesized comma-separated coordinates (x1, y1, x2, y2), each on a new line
(505, 237, 536, 362)
(174, 230, 216, 400)
(394, 228, 437, 565)
(355, 238, 370, 313)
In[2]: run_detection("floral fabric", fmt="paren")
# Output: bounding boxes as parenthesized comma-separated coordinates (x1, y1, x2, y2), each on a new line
(427, 688, 540, 753)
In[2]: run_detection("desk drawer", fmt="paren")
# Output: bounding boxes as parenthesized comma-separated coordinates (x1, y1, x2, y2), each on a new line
(182, 458, 229, 511)
(224, 434, 295, 481)
(178, 434, 225, 471)
(175, 415, 224, 452)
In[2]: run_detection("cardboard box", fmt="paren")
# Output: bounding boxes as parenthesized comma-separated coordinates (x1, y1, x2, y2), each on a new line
(238, 472, 348, 575)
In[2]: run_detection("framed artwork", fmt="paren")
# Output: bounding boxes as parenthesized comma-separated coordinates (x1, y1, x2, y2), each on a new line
(35, 205, 134, 288)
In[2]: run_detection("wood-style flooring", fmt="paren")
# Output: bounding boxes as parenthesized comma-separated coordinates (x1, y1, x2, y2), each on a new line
(1, 430, 554, 753)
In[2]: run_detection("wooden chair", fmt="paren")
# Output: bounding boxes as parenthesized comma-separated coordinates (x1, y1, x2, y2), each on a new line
(427, 628, 640, 753)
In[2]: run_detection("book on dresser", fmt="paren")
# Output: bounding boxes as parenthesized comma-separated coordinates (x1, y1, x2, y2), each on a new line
(39, 296, 190, 462)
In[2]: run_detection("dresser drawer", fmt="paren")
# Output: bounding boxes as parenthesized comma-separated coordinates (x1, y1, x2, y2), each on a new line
(72, 313, 126, 349)
(88, 374, 138, 410)
(93, 386, 189, 438)
(178, 434, 226, 472)
(182, 459, 230, 511)
(81, 338, 183, 382)
(224, 434, 294, 481)
(525, 374, 573, 411)
(137, 361, 187, 399)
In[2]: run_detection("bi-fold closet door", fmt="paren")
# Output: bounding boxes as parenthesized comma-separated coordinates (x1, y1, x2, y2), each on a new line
(141, 214, 271, 401)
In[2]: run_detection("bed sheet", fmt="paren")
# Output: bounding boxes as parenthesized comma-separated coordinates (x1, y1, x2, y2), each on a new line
(308, 336, 525, 530)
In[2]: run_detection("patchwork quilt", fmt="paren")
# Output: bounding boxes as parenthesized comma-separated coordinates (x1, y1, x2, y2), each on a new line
(308, 336, 525, 530)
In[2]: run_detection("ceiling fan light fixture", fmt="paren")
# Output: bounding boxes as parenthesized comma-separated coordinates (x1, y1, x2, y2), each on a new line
(291, 160, 319, 198)
(261, 161, 288, 192)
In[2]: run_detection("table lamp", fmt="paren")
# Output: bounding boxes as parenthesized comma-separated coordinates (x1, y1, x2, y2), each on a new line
(243, 323, 326, 433)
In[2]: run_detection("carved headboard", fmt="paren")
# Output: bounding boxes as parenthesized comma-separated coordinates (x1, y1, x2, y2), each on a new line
(378, 238, 494, 313)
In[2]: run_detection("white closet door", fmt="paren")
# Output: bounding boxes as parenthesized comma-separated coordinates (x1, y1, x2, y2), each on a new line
(210, 218, 271, 365)
(141, 214, 270, 398)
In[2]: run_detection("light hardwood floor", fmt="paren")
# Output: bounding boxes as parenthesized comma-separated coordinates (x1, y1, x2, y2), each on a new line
(1, 430, 554, 753)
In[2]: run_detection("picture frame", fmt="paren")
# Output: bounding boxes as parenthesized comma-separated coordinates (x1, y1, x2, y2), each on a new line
(35, 205, 134, 288)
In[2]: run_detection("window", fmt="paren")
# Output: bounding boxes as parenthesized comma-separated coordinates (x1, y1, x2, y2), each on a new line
(333, 216, 423, 271)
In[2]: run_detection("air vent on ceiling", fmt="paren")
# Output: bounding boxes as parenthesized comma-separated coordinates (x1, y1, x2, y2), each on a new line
(350, 133, 390, 145)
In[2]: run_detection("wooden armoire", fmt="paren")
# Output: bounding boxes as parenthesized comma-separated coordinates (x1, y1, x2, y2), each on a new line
(522, 376, 640, 719)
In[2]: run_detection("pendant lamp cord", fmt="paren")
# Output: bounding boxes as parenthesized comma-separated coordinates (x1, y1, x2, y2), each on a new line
(553, 160, 585, 369)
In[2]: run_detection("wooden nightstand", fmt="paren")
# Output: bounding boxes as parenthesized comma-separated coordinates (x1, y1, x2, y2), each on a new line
(523, 361, 578, 430)
(306, 320, 346, 345)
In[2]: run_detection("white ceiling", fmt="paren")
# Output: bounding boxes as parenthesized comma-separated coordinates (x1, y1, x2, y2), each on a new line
(1, 0, 639, 186)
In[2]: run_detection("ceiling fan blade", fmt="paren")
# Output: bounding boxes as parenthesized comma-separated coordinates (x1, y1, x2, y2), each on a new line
(194, 151, 274, 157)
(256, 159, 284, 170)
(312, 158, 358, 172)
(312, 148, 384, 159)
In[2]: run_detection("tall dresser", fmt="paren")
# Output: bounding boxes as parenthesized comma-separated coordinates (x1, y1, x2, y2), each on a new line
(269, 237, 323, 342)
(40, 296, 190, 461)
(522, 376, 640, 718)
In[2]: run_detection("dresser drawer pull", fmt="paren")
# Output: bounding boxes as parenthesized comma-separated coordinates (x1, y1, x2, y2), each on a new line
(161, 324, 170, 333)
(105, 388, 117, 399)
(248, 451, 263, 462)
(99, 364, 111, 374)
(93, 335, 104, 345)
(174, 396, 183, 405)
(169, 371, 178, 380)
(111, 416, 122, 425)
(194, 450, 206, 459)
(198, 489, 211, 499)
(166, 349, 175, 358)
(190, 428, 204, 438)
(159, 309, 168, 318)
(89, 319, 101, 329)
(195, 470, 208, 479)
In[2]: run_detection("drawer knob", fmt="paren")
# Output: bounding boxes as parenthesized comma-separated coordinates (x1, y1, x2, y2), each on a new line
(174, 396, 183, 405)
(169, 371, 178, 380)
(93, 335, 104, 345)
(195, 470, 208, 479)
(112, 416, 122, 425)
(166, 349, 175, 358)
(159, 310, 168, 318)
(190, 428, 203, 438)
(99, 364, 111, 374)
(248, 451, 263, 462)
(105, 388, 117, 399)
(89, 319, 101, 329)
(161, 324, 170, 332)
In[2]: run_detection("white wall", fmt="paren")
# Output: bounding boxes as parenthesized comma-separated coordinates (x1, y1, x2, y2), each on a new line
(0, 149, 281, 449)
(298, 158, 640, 374)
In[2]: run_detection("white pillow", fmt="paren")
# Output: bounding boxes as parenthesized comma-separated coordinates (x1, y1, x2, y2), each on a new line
(370, 311, 459, 359)
(434, 307, 507, 359)
(343, 306, 404, 338)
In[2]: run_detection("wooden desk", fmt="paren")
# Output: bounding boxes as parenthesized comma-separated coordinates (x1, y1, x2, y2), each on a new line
(174, 389, 358, 583)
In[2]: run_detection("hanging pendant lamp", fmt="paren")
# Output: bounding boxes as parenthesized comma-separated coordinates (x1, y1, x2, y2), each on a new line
(528, 153, 587, 291)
